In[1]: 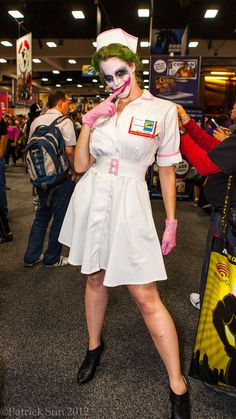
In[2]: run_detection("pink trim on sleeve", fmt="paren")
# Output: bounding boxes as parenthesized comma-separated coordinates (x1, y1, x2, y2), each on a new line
(157, 150, 180, 158)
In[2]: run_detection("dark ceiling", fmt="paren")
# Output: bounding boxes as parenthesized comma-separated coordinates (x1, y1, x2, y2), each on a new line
(1, 0, 236, 95)
(1, 0, 236, 41)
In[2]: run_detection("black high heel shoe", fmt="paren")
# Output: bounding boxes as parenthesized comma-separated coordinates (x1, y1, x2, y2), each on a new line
(170, 378, 191, 419)
(77, 340, 104, 385)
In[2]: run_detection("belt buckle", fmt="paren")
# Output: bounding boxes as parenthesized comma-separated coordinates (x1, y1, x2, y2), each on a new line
(109, 158, 119, 176)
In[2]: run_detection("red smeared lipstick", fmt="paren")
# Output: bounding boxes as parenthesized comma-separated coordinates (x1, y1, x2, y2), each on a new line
(112, 77, 131, 95)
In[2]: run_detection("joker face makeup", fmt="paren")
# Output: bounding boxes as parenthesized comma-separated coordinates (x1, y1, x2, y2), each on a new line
(99, 57, 135, 99)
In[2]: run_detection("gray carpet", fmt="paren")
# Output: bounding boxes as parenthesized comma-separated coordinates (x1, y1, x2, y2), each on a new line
(1, 165, 236, 419)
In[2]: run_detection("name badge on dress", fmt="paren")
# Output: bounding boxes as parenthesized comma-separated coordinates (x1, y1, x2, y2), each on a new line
(128, 116, 157, 139)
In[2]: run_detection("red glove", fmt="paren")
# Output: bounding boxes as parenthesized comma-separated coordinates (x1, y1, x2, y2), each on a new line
(82, 84, 125, 129)
(161, 219, 178, 255)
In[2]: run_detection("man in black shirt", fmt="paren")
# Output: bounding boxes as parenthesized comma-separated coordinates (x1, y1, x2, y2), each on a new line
(199, 127, 236, 305)
(205, 129, 236, 208)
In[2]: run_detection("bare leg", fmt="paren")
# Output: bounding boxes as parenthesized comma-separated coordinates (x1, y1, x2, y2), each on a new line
(128, 282, 186, 395)
(85, 270, 108, 350)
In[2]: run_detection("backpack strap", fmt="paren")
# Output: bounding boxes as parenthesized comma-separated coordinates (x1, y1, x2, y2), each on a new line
(48, 115, 70, 128)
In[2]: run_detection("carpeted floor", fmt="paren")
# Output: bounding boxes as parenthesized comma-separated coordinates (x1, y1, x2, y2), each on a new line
(0, 165, 236, 419)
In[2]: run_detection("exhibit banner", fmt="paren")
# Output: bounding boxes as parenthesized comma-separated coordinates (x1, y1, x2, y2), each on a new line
(151, 27, 188, 55)
(82, 65, 98, 77)
(16, 32, 32, 102)
(0, 91, 8, 113)
(150, 56, 201, 106)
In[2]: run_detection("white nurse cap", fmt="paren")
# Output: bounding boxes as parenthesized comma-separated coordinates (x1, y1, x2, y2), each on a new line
(96, 28, 138, 53)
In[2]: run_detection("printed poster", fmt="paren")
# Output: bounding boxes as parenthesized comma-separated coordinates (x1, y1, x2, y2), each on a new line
(16, 32, 32, 102)
(150, 56, 201, 106)
(0, 91, 8, 112)
(82, 65, 98, 77)
(151, 27, 188, 55)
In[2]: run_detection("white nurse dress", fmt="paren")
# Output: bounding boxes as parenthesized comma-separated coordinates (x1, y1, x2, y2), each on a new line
(59, 90, 182, 286)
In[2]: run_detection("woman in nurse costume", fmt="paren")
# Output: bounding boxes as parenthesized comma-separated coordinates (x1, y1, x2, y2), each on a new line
(59, 28, 190, 419)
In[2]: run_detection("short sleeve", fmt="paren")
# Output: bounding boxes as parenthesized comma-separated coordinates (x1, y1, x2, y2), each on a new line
(208, 133, 236, 175)
(156, 104, 182, 166)
(60, 119, 76, 146)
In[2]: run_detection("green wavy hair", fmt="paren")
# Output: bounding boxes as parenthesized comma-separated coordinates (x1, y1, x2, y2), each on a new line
(91, 43, 141, 75)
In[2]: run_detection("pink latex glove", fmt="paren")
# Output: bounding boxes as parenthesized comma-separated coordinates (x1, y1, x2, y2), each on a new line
(161, 219, 178, 255)
(82, 84, 125, 128)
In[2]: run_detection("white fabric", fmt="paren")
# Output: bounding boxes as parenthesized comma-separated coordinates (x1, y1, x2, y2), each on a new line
(96, 28, 138, 53)
(59, 90, 182, 287)
(29, 109, 76, 147)
(94, 156, 147, 180)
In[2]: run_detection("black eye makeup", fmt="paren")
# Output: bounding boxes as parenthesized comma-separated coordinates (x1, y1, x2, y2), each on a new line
(115, 67, 129, 77)
(104, 75, 113, 83)
(103, 67, 129, 83)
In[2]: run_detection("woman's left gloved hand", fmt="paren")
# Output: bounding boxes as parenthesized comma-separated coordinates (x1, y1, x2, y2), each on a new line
(161, 219, 178, 255)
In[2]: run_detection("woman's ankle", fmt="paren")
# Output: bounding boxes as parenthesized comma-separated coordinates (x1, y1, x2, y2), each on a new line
(88, 338, 102, 351)
(170, 375, 187, 395)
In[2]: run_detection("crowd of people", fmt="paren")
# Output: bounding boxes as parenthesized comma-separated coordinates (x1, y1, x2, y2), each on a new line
(1, 27, 236, 418)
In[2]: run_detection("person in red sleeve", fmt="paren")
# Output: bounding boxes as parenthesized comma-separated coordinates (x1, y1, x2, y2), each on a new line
(177, 103, 236, 310)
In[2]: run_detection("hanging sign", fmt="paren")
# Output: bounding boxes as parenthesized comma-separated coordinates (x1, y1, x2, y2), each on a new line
(16, 32, 32, 101)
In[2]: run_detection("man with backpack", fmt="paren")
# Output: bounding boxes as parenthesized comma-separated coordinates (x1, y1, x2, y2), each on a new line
(24, 90, 76, 267)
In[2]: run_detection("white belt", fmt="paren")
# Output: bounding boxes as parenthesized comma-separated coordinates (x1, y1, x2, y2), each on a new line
(92, 157, 148, 181)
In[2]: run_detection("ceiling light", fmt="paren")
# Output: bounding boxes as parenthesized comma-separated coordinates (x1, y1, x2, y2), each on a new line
(8, 10, 24, 19)
(32, 58, 42, 63)
(41, 78, 48, 81)
(143, 71, 149, 75)
(68, 59, 76, 64)
(138, 9, 150, 17)
(1, 41, 13, 47)
(0, 58, 7, 63)
(210, 71, 235, 75)
(77, 84, 82, 88)
(67, 78, 72, 81)
(140, 41, 149, 47)
(92, 42, 97, 48)
(142, 59, 149, 64)
(204, 9, 218, 18)
(144, 85, 149, 89)
(99, 85, 104, 88)
(52, 70, 60, 74)
(92, 79, 98, 83)
(72, 10, 85, 19)
(143, 79, 149, 83)
(46, 42, 57, 48)
(56, 84, 61, 87)
(188, 41, 199, 48)
(96, 95, 100, 98)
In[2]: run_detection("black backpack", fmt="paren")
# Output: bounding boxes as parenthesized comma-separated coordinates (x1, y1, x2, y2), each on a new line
(25, 115, 70, 190)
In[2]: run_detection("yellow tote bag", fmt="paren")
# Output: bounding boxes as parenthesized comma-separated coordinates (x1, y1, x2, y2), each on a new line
(189, 176, 236, 395)
(189, 236, 236, 393)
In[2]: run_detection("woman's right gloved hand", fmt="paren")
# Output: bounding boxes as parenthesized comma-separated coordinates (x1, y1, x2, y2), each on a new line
(82, 85, 125, 129)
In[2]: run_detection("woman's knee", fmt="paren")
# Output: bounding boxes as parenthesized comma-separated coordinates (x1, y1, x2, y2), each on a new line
(128, 283, 161, 314)
(87, 270, 105, 288)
